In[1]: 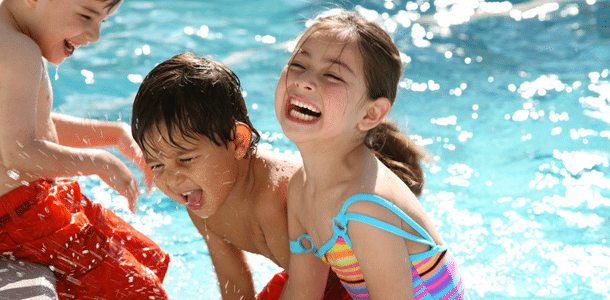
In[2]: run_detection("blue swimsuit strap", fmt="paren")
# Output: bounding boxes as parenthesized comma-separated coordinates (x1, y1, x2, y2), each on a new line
(290, 194, 436, 257)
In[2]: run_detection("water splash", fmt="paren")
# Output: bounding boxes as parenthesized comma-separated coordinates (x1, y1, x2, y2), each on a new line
(7, 170, 19, 180)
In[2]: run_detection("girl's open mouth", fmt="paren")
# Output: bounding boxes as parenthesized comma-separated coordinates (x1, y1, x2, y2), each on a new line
(287, 97, 321, 123)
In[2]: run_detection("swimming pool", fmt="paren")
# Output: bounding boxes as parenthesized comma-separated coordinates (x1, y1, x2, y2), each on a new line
(49, 0, 610, 299)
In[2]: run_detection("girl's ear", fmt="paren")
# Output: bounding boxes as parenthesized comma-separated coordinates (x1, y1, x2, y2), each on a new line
(358, 97, 391, 131)
(232, 122, 252, 159)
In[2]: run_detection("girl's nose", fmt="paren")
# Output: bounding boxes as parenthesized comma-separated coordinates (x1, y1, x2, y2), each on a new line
(294, 71, 315, 91)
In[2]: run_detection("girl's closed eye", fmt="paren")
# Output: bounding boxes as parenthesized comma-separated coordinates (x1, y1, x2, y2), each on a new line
(289, 62, 305, 69)
(80, 14, 92, 21)
(325, 73, 343, 81)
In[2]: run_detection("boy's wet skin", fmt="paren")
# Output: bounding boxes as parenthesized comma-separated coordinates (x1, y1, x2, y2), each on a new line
(132, 52, 349, 299)
(143, 122, 299, 269)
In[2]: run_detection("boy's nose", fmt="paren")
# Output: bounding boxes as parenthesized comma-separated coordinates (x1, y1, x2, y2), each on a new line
(165, 169, 185, 189)
(84, 22, 102, 43)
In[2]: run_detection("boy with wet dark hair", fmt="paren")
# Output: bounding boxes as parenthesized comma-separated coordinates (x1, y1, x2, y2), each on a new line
(132, 52, 349, 300)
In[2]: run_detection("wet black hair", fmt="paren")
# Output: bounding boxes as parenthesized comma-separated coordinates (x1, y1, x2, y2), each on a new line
(132, 52, 260, 157)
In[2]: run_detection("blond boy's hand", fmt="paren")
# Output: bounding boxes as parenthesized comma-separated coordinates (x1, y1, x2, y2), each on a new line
(96, 149, 141, 213)
(116, 122, 153, 193)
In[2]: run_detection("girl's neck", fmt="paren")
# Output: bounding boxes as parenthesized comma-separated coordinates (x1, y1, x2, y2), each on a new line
(297, 139, 372, 193)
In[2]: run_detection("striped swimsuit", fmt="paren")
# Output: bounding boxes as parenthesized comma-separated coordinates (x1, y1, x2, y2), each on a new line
(290, 194, 469, 300)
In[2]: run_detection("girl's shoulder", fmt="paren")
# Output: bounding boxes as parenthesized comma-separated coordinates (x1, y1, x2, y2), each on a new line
(342, 166, 419, 218)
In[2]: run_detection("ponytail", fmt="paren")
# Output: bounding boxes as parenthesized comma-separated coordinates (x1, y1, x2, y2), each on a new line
(364, 121, 429, 197)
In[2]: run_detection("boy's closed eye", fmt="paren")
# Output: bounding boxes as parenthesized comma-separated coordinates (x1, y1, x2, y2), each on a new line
(179, 157, 197, 163)
(149, 164, 163, 171)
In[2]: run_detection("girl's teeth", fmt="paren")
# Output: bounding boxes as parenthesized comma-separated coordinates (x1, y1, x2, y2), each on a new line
(290, 99, 320, 114)
(290, 109, 317, 121)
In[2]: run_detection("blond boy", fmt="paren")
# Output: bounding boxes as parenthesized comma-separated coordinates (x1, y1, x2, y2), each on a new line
(0, 0, 170, 298)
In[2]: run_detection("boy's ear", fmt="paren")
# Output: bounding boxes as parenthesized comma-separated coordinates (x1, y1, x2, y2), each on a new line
(358, 97, 391, 131)
(232, 123, 252, 159)
(24, 0, 38, 9)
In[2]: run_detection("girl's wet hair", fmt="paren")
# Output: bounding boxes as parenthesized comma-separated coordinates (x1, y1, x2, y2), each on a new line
(293, 9, 429, 196)
(132, 52, 260, 157)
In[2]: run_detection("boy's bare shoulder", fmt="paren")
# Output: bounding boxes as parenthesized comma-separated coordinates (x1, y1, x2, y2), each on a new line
(0, 21, 43, 76)
(256, 149, 301, 178)
(250, 149, 300, 214)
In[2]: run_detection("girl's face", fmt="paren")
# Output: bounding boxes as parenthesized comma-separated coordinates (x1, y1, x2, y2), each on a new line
(142, 122, 240, 219)
(29, 0, 120, 65)
(274, 32, 370, 144)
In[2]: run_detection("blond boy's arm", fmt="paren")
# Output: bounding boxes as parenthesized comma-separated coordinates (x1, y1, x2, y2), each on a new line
(0, 38, 139, 211)
(188, 210, 256, 300)
(52, 113, 153, 192)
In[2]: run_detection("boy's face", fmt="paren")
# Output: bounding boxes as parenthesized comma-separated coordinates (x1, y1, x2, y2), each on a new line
(29, 0, 121, 65)
(142, 122, 239, 219)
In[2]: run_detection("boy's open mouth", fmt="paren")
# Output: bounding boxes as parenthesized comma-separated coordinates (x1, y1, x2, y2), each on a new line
(182, 190, 204, 210)
(288, 98, 321, 122)
(64, 40, 75, 56)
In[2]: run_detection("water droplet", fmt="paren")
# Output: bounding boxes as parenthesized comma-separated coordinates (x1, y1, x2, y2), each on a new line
(7, 170, 19, 180)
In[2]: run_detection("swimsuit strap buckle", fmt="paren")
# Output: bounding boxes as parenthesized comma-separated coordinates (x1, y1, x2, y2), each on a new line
(290, 234, 315, 254)
(332, 215, 347, 233)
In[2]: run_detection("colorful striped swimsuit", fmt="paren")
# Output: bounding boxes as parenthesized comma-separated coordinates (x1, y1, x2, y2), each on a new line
(290, 194, 469, 300)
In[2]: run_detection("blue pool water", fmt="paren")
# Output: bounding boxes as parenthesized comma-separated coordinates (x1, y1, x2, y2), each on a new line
(49, 0, 610, 299)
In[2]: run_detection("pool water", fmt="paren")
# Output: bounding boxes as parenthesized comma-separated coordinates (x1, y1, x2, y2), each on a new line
(49, 0, 609, 299)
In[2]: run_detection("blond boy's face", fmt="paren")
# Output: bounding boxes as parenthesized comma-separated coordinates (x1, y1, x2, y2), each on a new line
(28, 0, 121, 65)
(142, 123, 240, 219)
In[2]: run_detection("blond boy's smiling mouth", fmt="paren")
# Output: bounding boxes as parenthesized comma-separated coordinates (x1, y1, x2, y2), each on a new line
(64, 39, 76, 56)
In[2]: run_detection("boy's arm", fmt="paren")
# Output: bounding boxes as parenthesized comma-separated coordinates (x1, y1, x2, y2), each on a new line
(0, 41, 139, 211)
(188, 210, 256, 300)
(52, 113, 153, 191)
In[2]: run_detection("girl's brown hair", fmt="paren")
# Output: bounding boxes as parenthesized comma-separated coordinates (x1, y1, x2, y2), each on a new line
(292, 10, 429, 196)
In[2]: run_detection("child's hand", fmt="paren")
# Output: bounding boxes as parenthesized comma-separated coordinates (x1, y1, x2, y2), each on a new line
(96, 149, 141, 213)
(116, 123, 153, 193)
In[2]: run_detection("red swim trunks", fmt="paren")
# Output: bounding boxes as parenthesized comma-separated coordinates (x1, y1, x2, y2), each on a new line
(257, 271, 351, 300)
(0, 179, 170, 300)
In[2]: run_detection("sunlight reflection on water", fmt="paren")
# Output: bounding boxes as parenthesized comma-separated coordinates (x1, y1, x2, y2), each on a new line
(45, 0, 610, 299)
